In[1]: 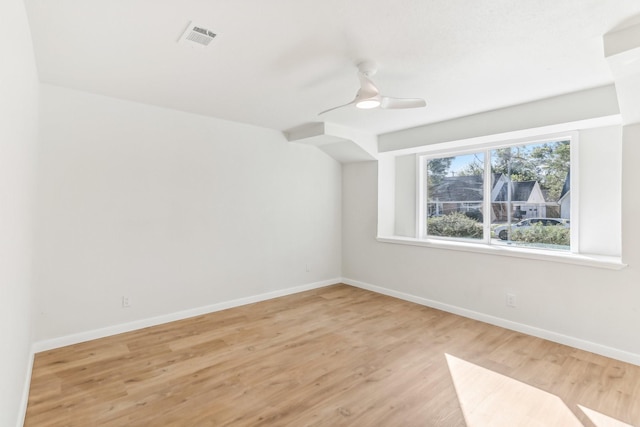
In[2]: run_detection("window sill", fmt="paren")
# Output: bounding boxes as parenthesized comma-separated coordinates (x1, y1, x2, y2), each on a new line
(377, 236, 627, 270)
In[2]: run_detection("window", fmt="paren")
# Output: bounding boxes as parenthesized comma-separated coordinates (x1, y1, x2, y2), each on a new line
(377, 109, 623, 269)
(424, 151, 485, 240)
(419, 138, 572, 252)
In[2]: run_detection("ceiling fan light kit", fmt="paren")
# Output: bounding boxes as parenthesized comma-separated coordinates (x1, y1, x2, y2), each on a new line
(319, 61, 426, 115)
(355, 99, 381, 109)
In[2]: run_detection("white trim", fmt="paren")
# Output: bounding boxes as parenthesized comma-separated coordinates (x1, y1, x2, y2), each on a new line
(376, 236, 626, 270)
(32, 278, 340, 353)
(401, 130, 579, 159)
(17, 350, 35, 427)
(482, 150, 492, 244)
(342, 277, 640, 367)
(416, 155, 426, 238)
(570, 134, 580, 253)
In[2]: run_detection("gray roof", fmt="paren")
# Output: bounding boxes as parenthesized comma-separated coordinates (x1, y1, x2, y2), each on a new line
(429, 175, 547, 203)
(429, 175, 483, 202)
(494, 181, 537, 203)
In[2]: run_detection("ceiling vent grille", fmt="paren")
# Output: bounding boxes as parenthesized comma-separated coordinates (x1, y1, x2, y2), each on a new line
(178, 22, 216, 47)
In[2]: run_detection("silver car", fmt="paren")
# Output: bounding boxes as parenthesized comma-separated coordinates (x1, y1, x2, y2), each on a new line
(494, 218, 570, 240)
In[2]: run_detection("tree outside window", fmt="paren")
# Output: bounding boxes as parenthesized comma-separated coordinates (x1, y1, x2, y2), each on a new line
(424, 139, 571, 250)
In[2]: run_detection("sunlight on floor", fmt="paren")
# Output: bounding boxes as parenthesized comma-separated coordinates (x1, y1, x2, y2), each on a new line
(579, 405, 635, 427)
(445, 354, 633, 427)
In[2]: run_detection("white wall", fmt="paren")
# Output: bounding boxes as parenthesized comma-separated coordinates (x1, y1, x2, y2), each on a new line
(33, 85, 342, 342)
(343, 131, 640, 362)
(579, 126, 622, 256)
(0, 0, 39, 425)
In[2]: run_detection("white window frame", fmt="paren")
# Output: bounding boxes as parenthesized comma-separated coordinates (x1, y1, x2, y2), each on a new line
(416, 133, 578, 252)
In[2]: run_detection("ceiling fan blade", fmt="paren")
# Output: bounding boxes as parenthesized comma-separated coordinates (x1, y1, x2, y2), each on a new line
(318, 63, 426, 115)
(318, 100, 356, 115)
(319, 73, 375, 115)
(381, 97, 426, 109)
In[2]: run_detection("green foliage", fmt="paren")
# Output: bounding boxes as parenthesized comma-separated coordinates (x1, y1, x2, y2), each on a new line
(491, 146, 538, 182)
(531, 141, 570, 201)
(427, 157, 454, 185)
(491, 141, 570, 201)
(427, 212, 483, 238)
(434, 141, 570, 201)
(510, 223, 570, 246)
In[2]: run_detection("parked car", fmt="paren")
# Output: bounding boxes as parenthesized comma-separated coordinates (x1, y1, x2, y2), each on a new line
(494, 218, 570, 240)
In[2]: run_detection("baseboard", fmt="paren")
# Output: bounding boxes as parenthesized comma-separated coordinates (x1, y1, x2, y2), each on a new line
(31, 276, 640, 365)
(17, 349, 34, 427)
(32, 278, 341, 353)
(342, 277, 640, 367)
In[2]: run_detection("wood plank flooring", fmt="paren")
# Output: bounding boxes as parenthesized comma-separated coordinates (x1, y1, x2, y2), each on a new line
(24, 284, 640, 426)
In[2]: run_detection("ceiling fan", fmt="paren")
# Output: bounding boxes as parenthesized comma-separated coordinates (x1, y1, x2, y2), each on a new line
(319, 61, 427, 115)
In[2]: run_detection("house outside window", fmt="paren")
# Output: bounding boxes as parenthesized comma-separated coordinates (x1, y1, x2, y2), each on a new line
(422, 138, 571, 251)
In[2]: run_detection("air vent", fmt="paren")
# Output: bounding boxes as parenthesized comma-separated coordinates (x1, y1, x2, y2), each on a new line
(178, 22, 217, 48)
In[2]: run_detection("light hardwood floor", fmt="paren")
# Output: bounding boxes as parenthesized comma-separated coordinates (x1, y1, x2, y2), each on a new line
(25, 284, 640, 426)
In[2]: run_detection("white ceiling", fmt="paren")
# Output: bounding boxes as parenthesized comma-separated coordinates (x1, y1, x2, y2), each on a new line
(24, 0, 640, 135)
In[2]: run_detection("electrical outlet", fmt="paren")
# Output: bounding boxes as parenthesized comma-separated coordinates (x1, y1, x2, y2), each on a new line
(506, 293, 517, 308)
(122, 296, 131, 308)
(305, 263, 311, 273)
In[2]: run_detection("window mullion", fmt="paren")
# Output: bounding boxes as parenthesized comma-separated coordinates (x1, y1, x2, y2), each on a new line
(417, 155, 427, 239)
(483, 150, 492, 244)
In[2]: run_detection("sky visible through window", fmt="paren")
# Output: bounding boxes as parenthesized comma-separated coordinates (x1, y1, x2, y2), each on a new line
(448, 153, 480, 175)
(446, 143, 549, 176)
(425, 140, 570, 250)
